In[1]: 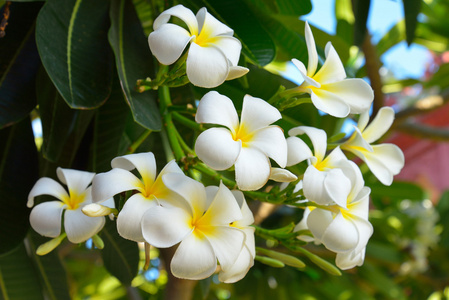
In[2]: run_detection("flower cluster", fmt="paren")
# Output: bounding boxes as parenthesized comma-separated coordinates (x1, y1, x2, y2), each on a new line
(27, 4, 406, 285)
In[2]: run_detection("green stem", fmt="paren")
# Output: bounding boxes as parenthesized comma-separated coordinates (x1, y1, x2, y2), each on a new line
(159, 86, 184, 160)
(172, 112, 202, 131)
(159, 127, 175, 162)
(192, 163, 237, 189)
(174, 128, 195, 155)
(126, 130, 152, 154)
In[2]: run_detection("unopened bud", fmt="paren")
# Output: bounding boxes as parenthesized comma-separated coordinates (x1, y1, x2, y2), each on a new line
(36, 233, 67, 255)
(269, 168, 297, 182)
(82, 203, 117, 217)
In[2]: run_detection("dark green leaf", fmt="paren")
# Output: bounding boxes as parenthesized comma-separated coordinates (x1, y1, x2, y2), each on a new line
(108, 0, 161, 131)
(35, 0, 113, 108)
(100, 219, 139, 285)
(0, 117, 38, 254)
(0, 2, 42, 128)
(26, 232, 71, 300)
(368, 181, 426, 208)
(403, 0, 421, 45)
(424, 62, 449, 89)
(37, 69, 95, 165)
(201, 0, 276, 66)
(274, 0, 312, 16)
(352, 0, 371, 46)
(0, 243, 44, 300)
(90, 77, 130, 173)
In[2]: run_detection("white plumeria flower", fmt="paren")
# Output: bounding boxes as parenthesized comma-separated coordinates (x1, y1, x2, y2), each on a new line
(306, 162, 373, 269)
(195, 91, 288, 191)
(142, 175, 246, 281)
(341, 106, 405, 186)
(148, 5, 248, 88)
(286, 126, 352, 208)
(91, 152, 184, 242)
(291, 22, 373, 117)
(218, 190, 255, 283)
(27, 168, 114, 244)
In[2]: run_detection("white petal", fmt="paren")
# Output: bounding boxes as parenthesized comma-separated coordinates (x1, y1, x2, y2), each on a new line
(304, 22, 318, 77)
(248, 126, 287, 167)
(294, 208, 315, 242)
(56, 168, 94, 195)
(162, 173, 207, 218)
(153, 4, 198, 34)
(28, 177, 68, 207)
(205, 185, 219, 208)
(196, 8, 233, 38)
(303, 166, 350, 207)
(92, 168, 144, 203)
(142, 205, 192, 247)
(336, 248, 365, 269)
(116, 193, 157, 242)
(322, 147, 347, 168)
(65, 208, 105, 243)
(357, 109, 370, 132)
(240, 95, 282, 133)
(195, 91, 239, 131)
(218, 244, 254, 283)
(344, 161, 366, 203)
(200, 182, 242, 225)
(314, 43, 346, 84)
(307, 208, 333, 242)
(234, 147, 271, 191)
(292, 58, 320, 88)
(111, 152, 157, 189)
(351, 217, 373, 254)
(231, 191, 255, 227)
(360, 144, 405, 186)
(343, 127, 373, 152)
(29, 201, 64, 238)
(310, 88, 350, 118)
(204, 226, 245, 272)
(321, 213, 359, 252)
(348, 187, 371, 219)
(171, 233, 217, 280)
(322, 79, 374, 114)
(323, 168, 351, 208)
(227, 66, 249, 80)
(187, 42, 229, 88)
(212, 36, 242, 66)
(362, 106, 395, 143)
(195, 128, 241, 170)
(269, 168, 298, 182)
(288, 126, 327, 163)
(286, 136, 314, 166)
(148, 23, 193, 65)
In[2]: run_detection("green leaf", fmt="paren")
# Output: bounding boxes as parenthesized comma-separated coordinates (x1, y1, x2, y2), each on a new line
(37, 69, 95, 164)
(108, 0, 161, 131)
(376, 20, 405, 57)
(200, 0, 276, 66)
(424, 62, 449, 89)
(403, 0, 421, 45)
(27, 232, 71, 300)
(90, 77, 130, 173)
(0, 117, 38, 254)
(35, 0, 113, 109)
(335, 0, 354, 45)
(352, 0, 371, 46)
(274, 0, 312, 16)
(0, 2, 42, 128)
(0, 243, 44, 300)
(368, 181, 426, 208)
(100, 219, 139, 285)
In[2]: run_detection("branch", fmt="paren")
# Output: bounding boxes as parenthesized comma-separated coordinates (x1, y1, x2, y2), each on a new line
(396, 121, 449, 141)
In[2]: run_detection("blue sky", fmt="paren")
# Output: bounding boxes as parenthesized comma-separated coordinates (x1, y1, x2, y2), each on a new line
(302, 0, 431, 79)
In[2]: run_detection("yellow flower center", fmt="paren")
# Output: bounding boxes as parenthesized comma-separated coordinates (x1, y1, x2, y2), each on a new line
(63, 190, 86, 210)
(193, 23, 218, 47)
(191, 215, 216, 239)
(232, 124, 254, 147)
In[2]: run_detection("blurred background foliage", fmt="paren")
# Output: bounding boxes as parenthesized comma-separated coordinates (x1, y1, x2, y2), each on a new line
(1, 0, 449, 299)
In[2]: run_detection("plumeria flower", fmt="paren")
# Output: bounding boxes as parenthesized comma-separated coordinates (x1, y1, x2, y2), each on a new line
(291, 22, 373, 117)
(305, 162, 373, 269)
(286, 126, 352, 208)
(142, 175, 246, 281)
(341, 106, 405, 186)
(148, 4, 248, 88)
(27, 168, 114, 244)
(218, 189, 255, 283)
(91, 152, 184, 242)
(195, 91, 288, 191)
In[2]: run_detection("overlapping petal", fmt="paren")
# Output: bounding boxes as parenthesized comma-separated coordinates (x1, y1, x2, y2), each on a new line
(148, 24, 192, 65)
(196, 8, 233, 38)
(313, 43, 346, 84)
(288, 126, 327, 163)
(286, 136, 314, 166)
(92, 168, 145, 202)
(27, 177, 69, 207)
(240, 95, 282, 133)
(29, 201, 64, 238)
(111, 152, 157, 188)
(362, 107, 395, 143)
(218, 241, 254, 283)
(200, 182, 243, 225)
(235, 147, 271, 191)
(195, 128, 241, 170)
(153, 4, 198, 33)
(195, 91, 239, 131)
(310, 88, 350, 117)
(322, 79, 374, 114)
(248, 126, 287, 167)
(65, 208, 105, 243)
(117, 193, 159, 242)
(57, 168, 95, 196)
